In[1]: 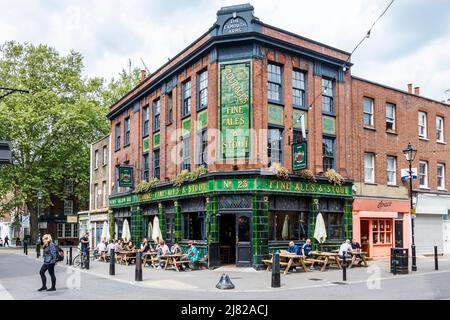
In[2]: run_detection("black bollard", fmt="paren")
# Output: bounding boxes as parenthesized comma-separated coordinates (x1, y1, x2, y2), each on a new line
(66, 250, 69, 265)
(24, 242, 28, 255)
(69, 247, 73, 266)
(135, 252, 142, 281)
(435, 246, 439, 271)
(271, 252, 281, 288)
(216, 273, 235, 290)
(36, 243, 41, 259)
(392, 249, 397, 275)
(342, 255, 347, 281)
(109, 249, 115, 276)
(85, 248, 90, 270)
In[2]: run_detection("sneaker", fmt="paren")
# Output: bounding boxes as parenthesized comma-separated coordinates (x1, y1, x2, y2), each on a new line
(37, 287, 47, 292)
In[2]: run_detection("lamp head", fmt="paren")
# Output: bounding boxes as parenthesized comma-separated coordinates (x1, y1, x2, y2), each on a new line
(403, 143, 417, 162)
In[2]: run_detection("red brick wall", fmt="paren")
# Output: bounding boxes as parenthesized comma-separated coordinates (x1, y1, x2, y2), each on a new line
(351, 77, 450, 191)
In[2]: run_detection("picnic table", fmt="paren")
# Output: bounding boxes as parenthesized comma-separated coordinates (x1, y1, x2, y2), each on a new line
(331, 250, 368, 268)
(115, 251, 137, 265)
(142, 251, 158, 268)
(163, 254, 189, 272)
(263, 251, 312, 275)
(310, 251, 342, 272)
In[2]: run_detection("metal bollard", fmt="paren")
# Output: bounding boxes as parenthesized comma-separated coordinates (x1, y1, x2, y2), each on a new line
(24, 242, 28, 255)
(392, 249, 397, 275)
(342, 255, 347, 281)
(271, 252, 281, 288)
(36, 244, 41, 259)
(66, 250, 69, 265)
(85, 248, 90, 270)
(435, 246, 439, 271)
(135, 252, 143, 281)
(69, 247, 73, 266)
(109, 249, 115, 276)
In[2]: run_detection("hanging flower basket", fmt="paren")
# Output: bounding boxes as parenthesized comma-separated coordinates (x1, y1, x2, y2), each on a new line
(324, 169, 344, 185)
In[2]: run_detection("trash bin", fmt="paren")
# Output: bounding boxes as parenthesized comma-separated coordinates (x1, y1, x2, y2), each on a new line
(391, 248, 408, 274)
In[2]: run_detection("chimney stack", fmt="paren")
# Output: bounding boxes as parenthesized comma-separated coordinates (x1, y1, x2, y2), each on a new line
(414, 87, 420, 96)
(407, 84, 413, 94)
(140, 70, 147, 82)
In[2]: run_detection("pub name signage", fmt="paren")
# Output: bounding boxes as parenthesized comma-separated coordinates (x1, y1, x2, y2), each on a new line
(109, 178, 352, 208)
(223, 17, 248, 34)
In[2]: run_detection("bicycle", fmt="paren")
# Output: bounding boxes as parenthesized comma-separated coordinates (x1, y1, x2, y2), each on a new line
(72, 249, 94, 268)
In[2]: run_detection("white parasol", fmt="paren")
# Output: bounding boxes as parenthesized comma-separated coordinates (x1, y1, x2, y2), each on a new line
(151, 216, 163, 243)
(122, 219, 131, 241)
(313, 212, 327, 250)
(281, 215, 289, 240)
(101, 221, 110, 242)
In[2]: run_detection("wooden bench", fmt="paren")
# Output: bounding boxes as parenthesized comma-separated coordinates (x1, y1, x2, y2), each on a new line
(143, 253, 158, 268)
(262, 259, 290, 271)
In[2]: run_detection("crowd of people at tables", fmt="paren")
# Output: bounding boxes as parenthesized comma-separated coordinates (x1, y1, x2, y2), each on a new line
(94, 237, 200, 271)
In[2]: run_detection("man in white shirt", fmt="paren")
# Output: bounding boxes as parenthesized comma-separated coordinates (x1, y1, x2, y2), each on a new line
(96, 241, 107, 260)
(338, 239, 353, 259)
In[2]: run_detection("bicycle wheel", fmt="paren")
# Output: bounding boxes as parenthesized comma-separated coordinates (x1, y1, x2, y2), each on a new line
(73, 255, 81, 267)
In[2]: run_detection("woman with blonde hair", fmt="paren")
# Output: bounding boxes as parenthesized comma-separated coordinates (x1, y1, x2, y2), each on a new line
(38, 234, 57, 292)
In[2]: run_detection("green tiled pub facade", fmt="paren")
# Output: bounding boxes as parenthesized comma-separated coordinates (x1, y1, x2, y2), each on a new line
(109, 173, 353, 269)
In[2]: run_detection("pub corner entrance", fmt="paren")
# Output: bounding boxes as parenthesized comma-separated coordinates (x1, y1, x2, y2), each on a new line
(218, 212, 252, 267)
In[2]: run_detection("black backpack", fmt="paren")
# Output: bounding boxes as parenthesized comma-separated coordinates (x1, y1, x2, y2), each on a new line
(54, 245, 65, 262)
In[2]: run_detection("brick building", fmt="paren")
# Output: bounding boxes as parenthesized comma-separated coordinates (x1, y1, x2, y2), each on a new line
(351, 78, 450, 257)
(78, 135, 111, 249)
(106, 3, 450, 266)
(107, 4, 354, 268)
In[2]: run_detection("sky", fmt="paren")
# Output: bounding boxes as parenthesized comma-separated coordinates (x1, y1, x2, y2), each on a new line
(1, 0, 450, 102)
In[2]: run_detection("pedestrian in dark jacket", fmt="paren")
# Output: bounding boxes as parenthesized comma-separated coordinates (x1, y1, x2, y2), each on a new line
(4, 235, 9, 247)
(38, 234, 57, 292)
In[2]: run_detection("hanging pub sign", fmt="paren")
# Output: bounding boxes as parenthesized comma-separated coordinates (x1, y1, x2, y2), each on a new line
(119, 166, 133, 188)
(292, 142, 307, 171)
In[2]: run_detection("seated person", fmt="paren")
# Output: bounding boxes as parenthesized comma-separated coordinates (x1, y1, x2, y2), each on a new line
(338, 239, 353, 259)
(351, 239, 361, 251)
(115, 240, 123, 252)
(180, 240, 199, 271)
(128, 241, 136, 252)
(106, 240, 115, 255)
(171, 242, 182, 254)
(287, 241, 300, 255)
(302, 239, 315, 270)
(95, 241, 107, 259)
(156, 240, 170, 269)
(140, 238, 151, 254)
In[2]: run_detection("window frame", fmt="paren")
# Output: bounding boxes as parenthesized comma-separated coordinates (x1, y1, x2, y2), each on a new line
(322, 136, 336, 171)
(181, 212, 206, 241)
(268, 211, 309, 242)
(436, 116, 445, 142)
(153, 99, 161, 132)
(182, 80, 192, 118)
(142, 153, 149, 181)
(437, 163, 446, 190)
(292, 69, 306, 109)
(372, 219, 393, 245)
(196, 128, 208, 168)
(124, 117, 131, 147)
(142, 105, 149, 137)
(322, 78, 335, 115)
(363, 97, 374, 127)
(64, 200, 73, 215)
(102, 145, 108, 166)
(386, 103, 396, 131)
(102, 181, 107, 208)
(268, 126, 284, 167)
(267, 63, 283, 104)
(153, 148, 160, 179)
(181, 135, 191, 172)
(419, 161, 429, 188)
(115, 123, 121, 151)
(418, 111, 427, 139)
(364, 153, 375, 183)
(94, 150, 99, 169)
(197, 69, 208, 111)
(166, 92, 173, 125)
(94, 184, 99, 209)
(387, 156, 397, 186)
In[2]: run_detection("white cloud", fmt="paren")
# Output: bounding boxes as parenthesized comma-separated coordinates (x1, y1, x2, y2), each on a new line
(0, 0, 449, 100)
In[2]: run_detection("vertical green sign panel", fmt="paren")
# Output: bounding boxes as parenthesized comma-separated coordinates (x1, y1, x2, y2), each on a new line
(323, 116, 336, 135)
(292, 143, 307, 171)
(219, 61, 251, 160)
(143, 137, 149, 153)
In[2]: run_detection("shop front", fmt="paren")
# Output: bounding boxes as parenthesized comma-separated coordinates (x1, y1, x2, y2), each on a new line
(109, 173, 353, 269)
(352, 198, 411, 259)
(89, 210, 109, 248)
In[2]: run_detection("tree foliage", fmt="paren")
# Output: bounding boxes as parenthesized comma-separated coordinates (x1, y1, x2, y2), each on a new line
(0, 41, 140, 236)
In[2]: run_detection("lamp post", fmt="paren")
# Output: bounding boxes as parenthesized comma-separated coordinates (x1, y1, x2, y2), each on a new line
(37, 191, 43, 243)
(403, 143, 417, 272)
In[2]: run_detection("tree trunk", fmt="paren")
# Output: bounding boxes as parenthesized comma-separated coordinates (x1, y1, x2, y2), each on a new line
(27, 204, 39, 244)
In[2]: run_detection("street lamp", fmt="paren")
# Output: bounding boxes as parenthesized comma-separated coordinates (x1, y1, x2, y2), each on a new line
(37, 191, 43, 242)
(403, 143, 418, 272)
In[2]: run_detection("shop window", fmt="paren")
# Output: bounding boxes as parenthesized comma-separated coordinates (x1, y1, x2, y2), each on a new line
(320, 199, 345, 241)
(372, 219, 392, 245)
(182, 212, 205, 241)
(268, 212, 308, 241)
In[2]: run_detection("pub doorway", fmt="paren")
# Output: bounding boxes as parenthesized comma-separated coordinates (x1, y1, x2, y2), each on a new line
(361, 220, 370, 257)
(219, 214, 236, 265)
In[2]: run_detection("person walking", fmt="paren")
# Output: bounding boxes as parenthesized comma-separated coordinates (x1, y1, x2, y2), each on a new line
(4, 235, 9, 247)
(38, 234, 57, 292)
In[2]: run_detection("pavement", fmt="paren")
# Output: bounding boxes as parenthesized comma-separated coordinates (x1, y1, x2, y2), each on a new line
(1, 247, 450, 300)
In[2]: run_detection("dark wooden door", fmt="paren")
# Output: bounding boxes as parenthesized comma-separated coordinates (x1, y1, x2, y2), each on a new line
(235, 213, 252, 267)
(395, 220, 404, 248)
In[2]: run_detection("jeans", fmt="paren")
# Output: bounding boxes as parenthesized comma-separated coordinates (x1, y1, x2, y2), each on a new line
(40, 263, 56, 289)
